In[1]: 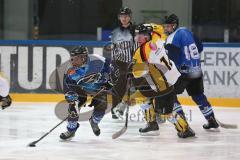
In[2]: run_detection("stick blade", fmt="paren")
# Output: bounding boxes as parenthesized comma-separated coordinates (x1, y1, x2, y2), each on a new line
(27, 141, 37, 147)
(217, 120, 238, 129)
(112, 126, 127, 139)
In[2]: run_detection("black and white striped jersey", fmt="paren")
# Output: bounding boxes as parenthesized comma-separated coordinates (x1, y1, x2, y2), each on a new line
(111, 26, 138, 63)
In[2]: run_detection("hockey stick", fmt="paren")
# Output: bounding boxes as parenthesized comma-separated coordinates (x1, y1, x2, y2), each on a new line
(28, 116, 68, 147)
(112, 76, 131, 139)
(216, 119, 238, 129)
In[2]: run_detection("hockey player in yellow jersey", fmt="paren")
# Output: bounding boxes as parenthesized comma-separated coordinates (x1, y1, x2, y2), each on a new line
(148, 23, 168, 124)
(132, 24, 195, 138)
(149, 23, 167, 41)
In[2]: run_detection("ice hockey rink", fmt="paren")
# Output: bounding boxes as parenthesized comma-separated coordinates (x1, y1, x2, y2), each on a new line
(0, 102, 240, 160)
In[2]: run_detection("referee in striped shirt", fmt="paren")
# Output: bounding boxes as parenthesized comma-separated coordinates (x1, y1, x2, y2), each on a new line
(110, 7, 137, 119)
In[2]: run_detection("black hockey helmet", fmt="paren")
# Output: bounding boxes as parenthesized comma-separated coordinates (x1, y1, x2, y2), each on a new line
(135, 23, 153, 35)
(164, 14, 179, 26)
(118, 6, 132, 16)
(70, 46, 88, 57)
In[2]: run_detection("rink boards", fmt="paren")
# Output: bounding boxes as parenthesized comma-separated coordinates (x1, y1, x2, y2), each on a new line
(0, 40, 239, 107)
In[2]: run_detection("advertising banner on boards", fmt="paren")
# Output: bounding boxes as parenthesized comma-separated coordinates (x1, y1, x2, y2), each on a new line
(201, 46, 240, 98)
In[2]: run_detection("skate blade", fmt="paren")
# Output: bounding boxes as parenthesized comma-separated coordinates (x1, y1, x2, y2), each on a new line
(178, 132, 196, 138)
(140, 130, 160, 136)
(204, 128, 220, 132)
(59, 137, 74, 141)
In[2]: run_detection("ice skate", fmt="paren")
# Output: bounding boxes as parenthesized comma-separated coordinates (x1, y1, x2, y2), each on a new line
(203, 117, 219, 129)
(60, 123, 79, 140)
(112, 101, 127, 118)
(89, 117, 101, 136)
(177, 127, 195, 138)
(139, 121, 160, 136)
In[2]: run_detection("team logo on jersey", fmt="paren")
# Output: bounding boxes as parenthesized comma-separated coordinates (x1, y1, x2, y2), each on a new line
(78, 73, 100, 84)
(67, 69, 76, 75)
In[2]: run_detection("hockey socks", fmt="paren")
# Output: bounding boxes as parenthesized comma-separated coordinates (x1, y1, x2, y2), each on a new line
(166, 113, 195, 138)
(192, 94, 215, 120)
(60, 103, 79, 140)
(139, 101, 160, 136)
(60, 117, 79, 140)
(192, 94, 219, 129)
(89, 111, 105, 136)
(173, 100, 186, 119)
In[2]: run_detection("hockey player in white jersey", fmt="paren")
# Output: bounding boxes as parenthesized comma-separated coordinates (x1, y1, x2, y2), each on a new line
(0, 74, 12, 109)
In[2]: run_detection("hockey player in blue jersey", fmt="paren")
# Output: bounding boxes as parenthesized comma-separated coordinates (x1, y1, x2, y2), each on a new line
(60, 46, 112, 140)
(164, 14, 219, 129)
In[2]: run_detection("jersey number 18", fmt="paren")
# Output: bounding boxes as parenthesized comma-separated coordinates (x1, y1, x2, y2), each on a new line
(184, 43, 200, 60)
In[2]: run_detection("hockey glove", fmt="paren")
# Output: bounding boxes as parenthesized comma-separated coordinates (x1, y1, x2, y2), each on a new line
(1, 95, 12, 110)
(65, 91, 79, 103)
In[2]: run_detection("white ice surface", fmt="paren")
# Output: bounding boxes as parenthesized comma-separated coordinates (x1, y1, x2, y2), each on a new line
(0, 102, 240, 160)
